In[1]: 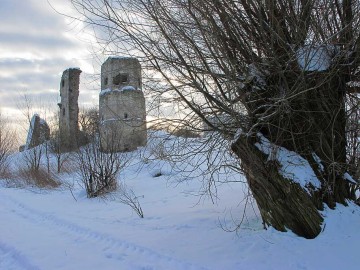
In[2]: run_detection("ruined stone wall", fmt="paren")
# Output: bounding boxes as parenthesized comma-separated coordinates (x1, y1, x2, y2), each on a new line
(58, 68, 81, 151)
(99, 57, 146, 152)
(24, 114, 50, 150)
(101, 57, 142, 91)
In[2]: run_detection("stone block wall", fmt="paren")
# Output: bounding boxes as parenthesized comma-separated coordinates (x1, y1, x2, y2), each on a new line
(99, 57, 147, 152)
(24, 114, 50, 150)
(101, 57, 142, 91)
(58, 68, 81, 151)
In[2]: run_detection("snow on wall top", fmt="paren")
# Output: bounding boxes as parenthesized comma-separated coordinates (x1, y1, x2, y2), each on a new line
(296, 45, 336, 72)
(63, 67, 81, 73)
(99, 86, 139, 96)
(107, 56, 138, 60)
(121, 86, 136, 91)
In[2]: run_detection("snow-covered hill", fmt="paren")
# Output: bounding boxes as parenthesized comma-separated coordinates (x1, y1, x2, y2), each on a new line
(0, 131, 359, 269)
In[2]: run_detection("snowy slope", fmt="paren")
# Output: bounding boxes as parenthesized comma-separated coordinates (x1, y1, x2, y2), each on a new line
(0, 132, 359, 270)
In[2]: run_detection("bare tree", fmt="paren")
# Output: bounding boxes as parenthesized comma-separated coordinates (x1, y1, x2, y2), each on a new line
(76, 129, 145, 217)
(49, 129, 70, 173)
(22, 147, 43, 172)
(346, 91, 360, 177)
(78, 106, 99, 142)
(17, 94, 53, 169)
(47, 112, 72, 174)
(69, 0, 360, 238)
(0, 113, 15, 176)
(118, 182, 144, 218)
(76, 131, 131, 198)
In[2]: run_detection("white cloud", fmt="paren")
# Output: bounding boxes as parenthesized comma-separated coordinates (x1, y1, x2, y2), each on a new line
(0, 0, 101, 124)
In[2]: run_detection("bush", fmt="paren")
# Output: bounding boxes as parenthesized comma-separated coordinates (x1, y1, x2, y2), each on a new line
(17, 168, 61, 188)
(118, 182, 144, 218)
(22, 146, 43, 172)
(76, 137, 129, 198)
(0, 116, 15, 175)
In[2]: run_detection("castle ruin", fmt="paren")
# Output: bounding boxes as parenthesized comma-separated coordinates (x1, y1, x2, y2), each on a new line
(21, 58, 147, 153)
(58, 68, 82, 151)
(19, 114, 50, 151)
(99, 57, 147, 152)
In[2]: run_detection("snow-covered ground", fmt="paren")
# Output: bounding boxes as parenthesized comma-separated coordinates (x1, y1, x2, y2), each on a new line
(0, 132, 359, 270)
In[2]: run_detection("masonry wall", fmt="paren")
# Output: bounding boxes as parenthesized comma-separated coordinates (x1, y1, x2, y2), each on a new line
(99, 57, 146, 152)
(58, 68, 81, 151)
(101, 57, 142, 91)
(24, 114, 50, 150)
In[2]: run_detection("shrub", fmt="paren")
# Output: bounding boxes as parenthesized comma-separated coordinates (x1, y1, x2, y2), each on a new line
(76, 137, 129, 198)
(0, 116, 15, 175)
(18, 168, 61, 188)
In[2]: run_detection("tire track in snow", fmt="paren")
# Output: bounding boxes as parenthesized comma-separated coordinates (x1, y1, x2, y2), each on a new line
(0, 192, 207, 270)
(0, 241, 40, 270)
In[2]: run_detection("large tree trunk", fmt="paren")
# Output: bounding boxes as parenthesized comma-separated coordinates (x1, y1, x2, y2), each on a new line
(231, 134, 323, 239)
(231, 68, 357, 239)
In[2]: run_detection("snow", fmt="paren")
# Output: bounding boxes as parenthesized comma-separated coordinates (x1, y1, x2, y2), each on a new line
(247, 63, 267, 86)
(108, 56, 136, 60)
(255, 133, 321, 190)
(39, 118, 46, 125)
(121, 85, 136, 91)
(344, 172, 358, 184)
(297, 45, 336, 71)
(99, 88, 113, 96)
(100, 86, 139, 96)
(100, 118, 119, 123)
(232, 128, 246, 143)
(1, 131, 360, 269)
(312, 152, 324, 172)
(25, 114, 39, 149)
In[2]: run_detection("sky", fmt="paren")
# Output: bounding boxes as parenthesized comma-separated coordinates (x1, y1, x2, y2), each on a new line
(0, 0, 102, 124)
(0, 0, 189, 145)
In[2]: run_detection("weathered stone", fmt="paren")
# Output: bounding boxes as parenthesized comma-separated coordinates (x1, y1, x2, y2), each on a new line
(99, 57, 147, 152)
(58, 68, 81, 151)
(101, 57, 142, 91)
(25, 114, 50, 149)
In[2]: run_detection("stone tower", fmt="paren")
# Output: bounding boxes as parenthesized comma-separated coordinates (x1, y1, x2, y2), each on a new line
(58, 68, 81, 151)
(99, 57, 147, 152)
(25, 114, 50, 150)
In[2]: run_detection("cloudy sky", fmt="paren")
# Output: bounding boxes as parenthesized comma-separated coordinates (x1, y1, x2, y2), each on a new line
(0, 0, 102, 123)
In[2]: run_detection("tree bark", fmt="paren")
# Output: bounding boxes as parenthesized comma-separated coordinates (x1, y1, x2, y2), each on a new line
(231, 69, 357, 238)
(231, 133, 323, 239)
